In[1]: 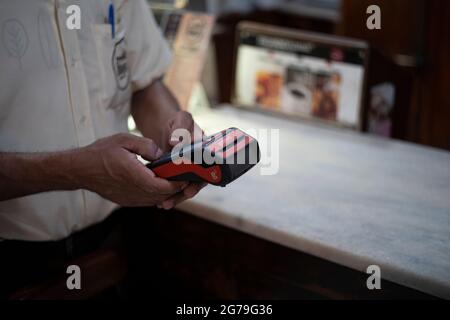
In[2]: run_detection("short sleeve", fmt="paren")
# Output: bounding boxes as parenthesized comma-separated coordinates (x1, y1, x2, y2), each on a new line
(122, 0, 172, 92)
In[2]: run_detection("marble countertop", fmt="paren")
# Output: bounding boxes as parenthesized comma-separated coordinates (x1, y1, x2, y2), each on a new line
(177, 105, 450, 299)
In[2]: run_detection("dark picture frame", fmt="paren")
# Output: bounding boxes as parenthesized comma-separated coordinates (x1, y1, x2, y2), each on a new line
(231, 22, 369, 130)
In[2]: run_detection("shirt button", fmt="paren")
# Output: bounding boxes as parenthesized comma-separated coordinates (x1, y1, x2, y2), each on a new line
(80, 115, 87, 124)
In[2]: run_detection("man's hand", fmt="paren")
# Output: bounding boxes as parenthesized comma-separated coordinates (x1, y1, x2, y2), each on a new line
(165, 110, 203, 149)
(131, 80, 207, 210)
(73, 133, 188, 207)
(0, 133, 187, 204)
(157, 111, 206, 210)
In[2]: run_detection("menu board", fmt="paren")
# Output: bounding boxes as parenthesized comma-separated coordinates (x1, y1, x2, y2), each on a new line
(233, 22, 368, 129)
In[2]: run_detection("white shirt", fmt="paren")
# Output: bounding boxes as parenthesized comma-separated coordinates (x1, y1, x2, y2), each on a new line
(0, 0, 171, 241)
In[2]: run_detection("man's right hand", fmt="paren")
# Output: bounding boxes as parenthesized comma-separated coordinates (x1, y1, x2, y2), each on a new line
(72, 133, 188, 207)
(0, 133, 187, 205)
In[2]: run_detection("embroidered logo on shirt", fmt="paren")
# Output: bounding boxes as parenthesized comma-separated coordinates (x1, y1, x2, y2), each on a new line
(2, 18, 28, 69)
(112, 36, 129, 90)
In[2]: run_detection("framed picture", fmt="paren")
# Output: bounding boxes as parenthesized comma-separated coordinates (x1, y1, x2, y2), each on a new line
(232, 22, 369, 130)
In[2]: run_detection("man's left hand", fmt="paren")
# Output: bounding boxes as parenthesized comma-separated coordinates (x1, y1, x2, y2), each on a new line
(157, 110, 207, 210)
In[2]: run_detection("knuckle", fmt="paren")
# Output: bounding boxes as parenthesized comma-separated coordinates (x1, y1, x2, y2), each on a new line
(185, 187, 198, 198)
(143, 137, 155, 146)
(163, 201, 174, 210)
(177, 183, 187, 192)
(115, 132, 131, 142)
(182, 111, 194, 122)
(116, 133, 128, 138)
(167, 184, 182, 194)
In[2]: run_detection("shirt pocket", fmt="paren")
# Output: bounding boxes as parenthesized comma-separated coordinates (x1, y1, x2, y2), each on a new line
(91, 24, 131, 110)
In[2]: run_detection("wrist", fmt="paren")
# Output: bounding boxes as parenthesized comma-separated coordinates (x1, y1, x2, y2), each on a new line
(31, 149, 84, 191)
(60, 146, 91, 191)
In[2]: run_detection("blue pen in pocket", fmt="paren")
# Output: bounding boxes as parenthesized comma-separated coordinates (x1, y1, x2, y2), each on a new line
(108, 3, 115, 39)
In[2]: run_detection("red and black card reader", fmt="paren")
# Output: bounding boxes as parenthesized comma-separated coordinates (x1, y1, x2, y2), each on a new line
(146, 128, 260, 187)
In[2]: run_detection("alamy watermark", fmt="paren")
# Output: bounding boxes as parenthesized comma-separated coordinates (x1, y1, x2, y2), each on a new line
(366, 265, 381, 290)
(66, 264, 81, 290)
(367, 5, 382, 30)
(64, 4, 382, 31)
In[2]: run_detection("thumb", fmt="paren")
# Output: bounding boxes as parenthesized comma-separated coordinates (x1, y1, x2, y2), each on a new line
(168, 112, 195, 147)
(121, 135, 163, 161)
(169, 111, 195, 133)
(168, 127, 194, 148)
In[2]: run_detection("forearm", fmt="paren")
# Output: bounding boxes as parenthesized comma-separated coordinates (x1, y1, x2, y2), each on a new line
(0, 133, 189, 206)
(131, 79, 180, 151)
(0, 151, 81, 201)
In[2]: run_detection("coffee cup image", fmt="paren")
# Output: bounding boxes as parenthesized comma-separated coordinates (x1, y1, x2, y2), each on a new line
(282, 81, 313, 115)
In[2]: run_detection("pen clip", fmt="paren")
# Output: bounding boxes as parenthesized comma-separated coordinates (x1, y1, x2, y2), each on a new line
(108, 3, 115, 39)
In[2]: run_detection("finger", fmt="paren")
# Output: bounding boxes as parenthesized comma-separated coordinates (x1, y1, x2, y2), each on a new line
(169, 112, 195, 147)
(125, 155, 188, 196)
(169, 129, 191, 147)
(149, 177, 189, 196)
(183, 182, 205, 198)
(160, 192, 185, 210)
(159, 182, 205, 210)
(158, 182, 206, 210)
(168, 123, 203, 147)
(169, 111, 194, 133)
(120, 134, 163, 161)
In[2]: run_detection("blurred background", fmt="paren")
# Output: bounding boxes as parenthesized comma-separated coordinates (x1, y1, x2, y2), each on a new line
(149, 0, 450, 151)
